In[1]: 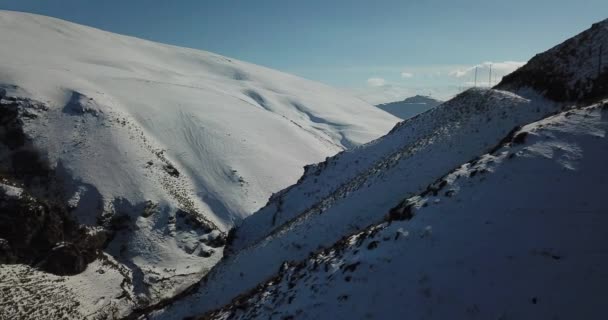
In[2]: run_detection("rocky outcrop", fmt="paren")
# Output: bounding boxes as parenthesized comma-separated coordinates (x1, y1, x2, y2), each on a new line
(0, 94, 107, 275)
(0, 182, 107, 275)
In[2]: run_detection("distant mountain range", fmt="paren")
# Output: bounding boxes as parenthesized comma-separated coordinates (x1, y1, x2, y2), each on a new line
(376, 95, 443, 119)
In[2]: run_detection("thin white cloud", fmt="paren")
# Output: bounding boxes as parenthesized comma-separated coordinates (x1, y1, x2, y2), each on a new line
(448, 69, 468, 77)
(400, 72, 414, 78)
(449, 61, 526, 79)
(367, 77, 386, 87)
(340, 60, 527, 104)
(351, 84, 460, 105)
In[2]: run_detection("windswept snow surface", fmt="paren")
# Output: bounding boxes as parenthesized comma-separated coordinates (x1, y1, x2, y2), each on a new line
(0, 10, 397, 317)
(206, 102, 608, 320)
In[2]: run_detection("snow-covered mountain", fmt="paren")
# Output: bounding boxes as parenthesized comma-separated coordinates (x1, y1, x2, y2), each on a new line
(145, 18, 608, 320)
(0, 10, 397, 226)
(206, 100, 608, 320)
(0, 10, 398, 318)
(376, 95, 442, 119)
(149, 87, 559, 320)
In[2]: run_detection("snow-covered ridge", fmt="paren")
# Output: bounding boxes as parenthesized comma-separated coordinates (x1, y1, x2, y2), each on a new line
(204, 101, 608, 320)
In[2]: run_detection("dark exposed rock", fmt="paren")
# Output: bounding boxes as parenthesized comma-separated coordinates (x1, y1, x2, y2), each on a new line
(175, 209, 215, 234)
(142, 200, 159, 218)
(108, 213, 132, 231)
(386, 201, 414, 222)
(198, 248, 214, 258)
(163, 164, 180, 177)
(201, 233, 227, 248)
(0, 96, 105, 275)
(38, 242, 86, 275)
(0, 98, 52, 186)
(512, 132, 528, 144)
(0, 184, 104, 275)
(0, 238, 16, 264)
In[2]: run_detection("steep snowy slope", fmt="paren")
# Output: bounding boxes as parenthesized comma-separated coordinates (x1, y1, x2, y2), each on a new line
(146, 19, 608, 320)
(230, 18, 608, 253)
(376, 95, 442, 119)
(149, 88, 560, 320)
(206, 101, 608, 320)
(227, 89, 555, 254)
(0, 10, 398, 318)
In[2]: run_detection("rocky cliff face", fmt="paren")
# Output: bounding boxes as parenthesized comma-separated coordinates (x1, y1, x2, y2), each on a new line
(0, 94, 107, 275)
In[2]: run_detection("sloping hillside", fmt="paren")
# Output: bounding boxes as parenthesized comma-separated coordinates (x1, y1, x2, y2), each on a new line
(228, 89, 555, 254)
(206, 101, 608, 320)
(376, 95, 442, 119)
(0, 10, 397, 227)
(146, 19, 608, 320)
(0, 10, 398, 318)
(150, 88, 560, 320)
(497, 18, 608, 102)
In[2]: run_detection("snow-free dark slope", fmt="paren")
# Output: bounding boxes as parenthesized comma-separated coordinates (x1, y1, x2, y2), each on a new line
(496, 19, 608, 102)
(148, 19, 608, 320)
(0, 10, 398, 319)
(376, 95, 442, 119)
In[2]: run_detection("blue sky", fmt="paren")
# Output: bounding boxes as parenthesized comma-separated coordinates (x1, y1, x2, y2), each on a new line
(1, 0, 606, 102)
